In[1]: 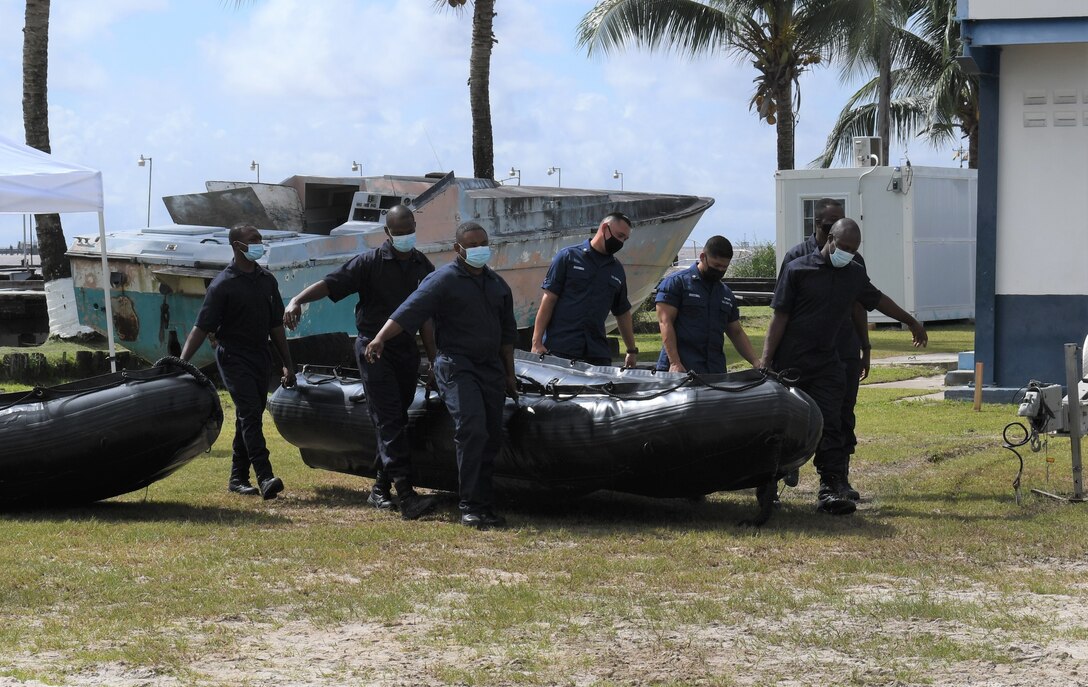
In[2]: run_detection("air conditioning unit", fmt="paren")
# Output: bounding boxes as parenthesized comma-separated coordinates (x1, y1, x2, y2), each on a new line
(852, 136, 882, 167)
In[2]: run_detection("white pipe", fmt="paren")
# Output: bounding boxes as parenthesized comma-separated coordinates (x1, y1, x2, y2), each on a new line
(97, 211, 117, 372)
(856, 158, 881, 228)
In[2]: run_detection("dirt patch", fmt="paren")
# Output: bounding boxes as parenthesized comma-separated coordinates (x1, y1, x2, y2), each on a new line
(5, 576, 1088, 686)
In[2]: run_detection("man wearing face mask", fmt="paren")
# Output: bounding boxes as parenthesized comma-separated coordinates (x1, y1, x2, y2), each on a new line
(761, 219, 884, 515)
(531, 212, 640, 368)
(365, 222, 518, 530)
(180, 223, 295, 500)
(778, 201, 928, 503)
(283, 205, 438, 520)
(654, 235, 758, 374)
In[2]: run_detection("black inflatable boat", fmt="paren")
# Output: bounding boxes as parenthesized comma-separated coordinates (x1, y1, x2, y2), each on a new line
(269, 352, 821, 501)
(0, 357, 223, 507)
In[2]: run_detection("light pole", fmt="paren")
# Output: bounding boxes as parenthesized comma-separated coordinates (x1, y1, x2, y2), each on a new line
(250, 160, 260, 183)
(612, 169, 624, 190)
(137, 154, 153, 227)
(547, 166, 561, 188)
(504, 166, 521, 186)
(351, 160, 363, 176)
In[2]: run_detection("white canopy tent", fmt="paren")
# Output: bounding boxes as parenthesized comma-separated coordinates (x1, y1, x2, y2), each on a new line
(0, 134, 117, 371)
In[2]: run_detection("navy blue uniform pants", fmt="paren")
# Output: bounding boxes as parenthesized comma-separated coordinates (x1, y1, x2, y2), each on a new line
(216, 345, 275, 483)
(434, 354, 505, 513)
(355, 336, 420, 484)
(841, 355, 864, 467)
(792, 361, 848, 477)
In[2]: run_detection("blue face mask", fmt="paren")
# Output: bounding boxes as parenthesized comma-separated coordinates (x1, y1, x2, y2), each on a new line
(389, 232, 416, 252)
(240, 242, 265, 262)
(829, 246, 854, 268)
(462, 245, 491, 268)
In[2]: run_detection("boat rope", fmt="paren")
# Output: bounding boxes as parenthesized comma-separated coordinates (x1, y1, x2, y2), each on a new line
(153, 356, 215, 391)
(0, 389, 39, 412)
(516, 367, 782, 403)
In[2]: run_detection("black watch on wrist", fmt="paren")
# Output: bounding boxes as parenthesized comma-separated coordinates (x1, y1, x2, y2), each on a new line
(626, 347, 639, 355)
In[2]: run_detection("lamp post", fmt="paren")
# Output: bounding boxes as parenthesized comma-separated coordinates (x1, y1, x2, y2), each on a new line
(547, 166, 561, 188)
(250, 160, 260, 183)
(137, 154, 153, 227)
(351, 160, 363, 176)
(505, 166, 521, 186)
(612, 169, 624, 191)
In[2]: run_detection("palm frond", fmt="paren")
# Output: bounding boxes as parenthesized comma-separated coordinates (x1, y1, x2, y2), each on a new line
(577, 0, 736, 58)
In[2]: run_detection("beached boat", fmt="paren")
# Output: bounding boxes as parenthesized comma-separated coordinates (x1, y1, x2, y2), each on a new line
(268, 352, 821, 513)
(0, 357, 222, 507)
(66, 173, 713, 368)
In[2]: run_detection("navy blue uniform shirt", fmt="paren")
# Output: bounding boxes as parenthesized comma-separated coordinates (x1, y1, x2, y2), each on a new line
(541, 239, 632, 361)
(654, 263, 740, 373)
(771, 250, 882, 371)
(322, 239, 434, 346)
(195, 260, 285, 358)
(391, 260, 517, 369)
(779, 236, 871, 360)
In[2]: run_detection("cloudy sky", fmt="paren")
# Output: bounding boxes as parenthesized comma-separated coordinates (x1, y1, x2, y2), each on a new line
(0, 0, 958, 250)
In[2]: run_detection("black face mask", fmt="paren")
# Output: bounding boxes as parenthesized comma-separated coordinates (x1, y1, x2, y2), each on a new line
(703, 266, 726, 283)
(604, 226, 625, 255)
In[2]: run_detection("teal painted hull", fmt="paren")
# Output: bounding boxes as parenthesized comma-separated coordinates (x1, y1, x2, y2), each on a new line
(74, 283, 358, 369)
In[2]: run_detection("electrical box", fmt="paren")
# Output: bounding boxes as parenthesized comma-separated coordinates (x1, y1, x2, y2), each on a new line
(1018, 382, 1066, 432)
(852, 137, 882, 167)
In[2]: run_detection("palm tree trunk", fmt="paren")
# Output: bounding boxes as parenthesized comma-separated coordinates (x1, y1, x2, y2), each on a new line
(22, 0, 70, 283)
(876, 40, 892, 165)
(468, 0, 495, 180)
(775, 80, 795, 171)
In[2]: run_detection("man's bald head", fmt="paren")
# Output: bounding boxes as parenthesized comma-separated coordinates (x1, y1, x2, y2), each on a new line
(385, 205, 416, 235)
(829, 218, 861, 254)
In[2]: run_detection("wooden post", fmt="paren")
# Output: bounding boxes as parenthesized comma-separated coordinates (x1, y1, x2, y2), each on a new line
(973, 362, 984, 411)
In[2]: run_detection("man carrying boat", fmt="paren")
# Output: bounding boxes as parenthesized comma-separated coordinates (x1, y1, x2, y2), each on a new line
(654, 235, 759, 374)
(365, 222, 518, 530)
(531, 212, 640, 367)
(283, 205, 438, 521)
(778, 200, 927, 505)
(180, 223, 295, 500)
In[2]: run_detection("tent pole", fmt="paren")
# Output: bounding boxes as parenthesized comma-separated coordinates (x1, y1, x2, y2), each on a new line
(97, 212, 117, 372)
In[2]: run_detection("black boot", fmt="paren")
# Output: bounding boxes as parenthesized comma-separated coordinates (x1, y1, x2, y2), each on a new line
(395, 479, 436, 521)
(228, 460, 259, 496)
(252, 458, 283, 500)
(367, 473, 397, 511)
(817, 473, 856, 515)
(227, 480, 260, 496)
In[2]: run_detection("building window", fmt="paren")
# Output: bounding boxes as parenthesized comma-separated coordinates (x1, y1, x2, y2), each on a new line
(802, 197, 847, 236)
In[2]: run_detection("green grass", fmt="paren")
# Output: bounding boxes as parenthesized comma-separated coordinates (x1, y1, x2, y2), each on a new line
(6, 318, 1087, 686)
(633, 305, 974, 367)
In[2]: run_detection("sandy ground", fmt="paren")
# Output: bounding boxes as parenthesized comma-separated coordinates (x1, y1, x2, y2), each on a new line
(4, 554, 1087, 687)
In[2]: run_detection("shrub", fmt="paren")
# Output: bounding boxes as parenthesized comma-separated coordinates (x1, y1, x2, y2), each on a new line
(729, 242, 777, 278)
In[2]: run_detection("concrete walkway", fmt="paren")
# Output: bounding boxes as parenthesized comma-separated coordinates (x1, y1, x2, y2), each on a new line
(871, 352, 959, 369)
(863, 373, 947, 401)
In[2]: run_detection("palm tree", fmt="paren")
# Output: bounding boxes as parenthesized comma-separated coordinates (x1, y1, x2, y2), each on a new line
(836, 0, 922, 164)
(577, 0, 853, 171)
(814, 0, 978, 168)
(22, 0, 70, 283)
(433, 0, 497, 180)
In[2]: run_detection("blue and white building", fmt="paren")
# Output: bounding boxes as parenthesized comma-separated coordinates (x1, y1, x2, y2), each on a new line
(960, 0, 1088, 393)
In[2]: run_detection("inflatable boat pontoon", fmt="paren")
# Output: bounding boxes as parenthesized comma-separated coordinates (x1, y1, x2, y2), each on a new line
(0, 357, 223, 507)
(269, 352, 821, 514)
